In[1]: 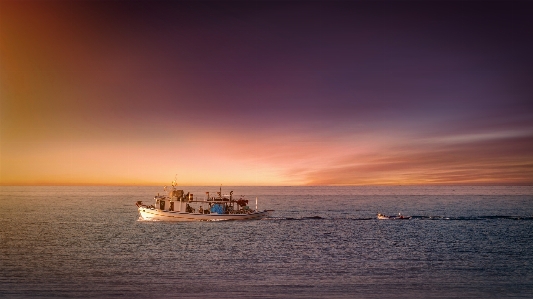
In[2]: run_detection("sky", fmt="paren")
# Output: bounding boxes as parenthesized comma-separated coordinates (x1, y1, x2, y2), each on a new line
(1, 0, 532, 186)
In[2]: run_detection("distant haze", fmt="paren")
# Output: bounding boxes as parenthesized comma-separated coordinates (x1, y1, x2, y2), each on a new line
(1, 1, 532, 186)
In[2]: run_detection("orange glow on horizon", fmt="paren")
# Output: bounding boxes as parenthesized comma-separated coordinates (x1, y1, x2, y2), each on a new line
(2, 131, 532, 186)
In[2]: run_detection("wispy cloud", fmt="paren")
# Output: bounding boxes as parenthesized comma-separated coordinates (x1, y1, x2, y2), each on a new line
(300, 135, 533, 185)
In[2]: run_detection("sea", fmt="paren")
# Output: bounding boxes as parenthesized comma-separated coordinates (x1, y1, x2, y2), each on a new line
(1, 186, 532, 299)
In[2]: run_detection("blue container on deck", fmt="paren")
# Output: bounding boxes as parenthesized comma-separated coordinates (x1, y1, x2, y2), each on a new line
(210, 203, 226, 214)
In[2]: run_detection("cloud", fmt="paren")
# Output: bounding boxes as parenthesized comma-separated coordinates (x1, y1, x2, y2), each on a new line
(300, 135, 533, 185)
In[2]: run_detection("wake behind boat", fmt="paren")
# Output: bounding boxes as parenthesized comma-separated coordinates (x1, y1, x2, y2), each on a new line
(136, 183, 272, 221)
(377, 213, 411, 220)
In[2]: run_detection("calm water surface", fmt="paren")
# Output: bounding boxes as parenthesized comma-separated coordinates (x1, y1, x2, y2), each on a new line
(1, 186, 533, 298)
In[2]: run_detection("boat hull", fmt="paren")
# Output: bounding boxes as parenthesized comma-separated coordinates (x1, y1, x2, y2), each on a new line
(377, 213, 411, 220)
(138, 207, 271, 221)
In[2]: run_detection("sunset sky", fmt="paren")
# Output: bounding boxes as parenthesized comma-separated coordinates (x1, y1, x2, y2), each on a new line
(1, 1, 532, 186)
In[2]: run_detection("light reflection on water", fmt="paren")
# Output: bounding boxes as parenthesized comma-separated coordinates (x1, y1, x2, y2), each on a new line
(1, 186, 532, 298)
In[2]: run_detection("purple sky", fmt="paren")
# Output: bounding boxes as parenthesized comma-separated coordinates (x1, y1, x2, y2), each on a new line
(1, 1, 532, 185)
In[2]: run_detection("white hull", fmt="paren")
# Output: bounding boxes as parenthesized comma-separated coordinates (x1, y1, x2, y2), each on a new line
(138, 207, 271, 221)
(377, 213, 411, 220)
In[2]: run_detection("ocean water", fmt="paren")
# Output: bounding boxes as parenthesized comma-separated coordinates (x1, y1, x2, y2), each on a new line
(1, 186, 532, 298)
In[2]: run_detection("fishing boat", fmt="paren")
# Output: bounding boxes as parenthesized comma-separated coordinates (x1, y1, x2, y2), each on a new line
(377, 213, 411, 220)
(136, 182, 272, 221)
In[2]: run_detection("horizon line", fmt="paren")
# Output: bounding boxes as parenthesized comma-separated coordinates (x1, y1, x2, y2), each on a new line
(1, 183, 532, 187)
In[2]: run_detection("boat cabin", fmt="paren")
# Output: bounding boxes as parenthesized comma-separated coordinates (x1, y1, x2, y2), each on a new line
(149, 188, 250, 215)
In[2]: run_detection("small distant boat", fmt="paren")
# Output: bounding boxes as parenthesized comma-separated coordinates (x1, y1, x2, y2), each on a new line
(136, 182, 272, 221)
(377, 213, 391, 220)
(377, 213, 411, 220)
